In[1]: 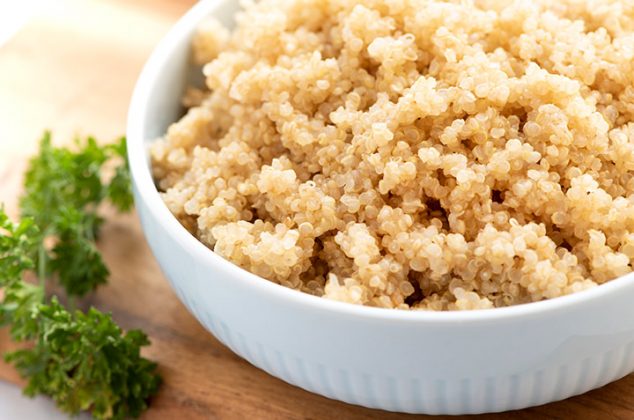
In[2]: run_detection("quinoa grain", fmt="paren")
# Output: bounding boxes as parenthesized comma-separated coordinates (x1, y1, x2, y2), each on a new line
(153, 0, 634, 310)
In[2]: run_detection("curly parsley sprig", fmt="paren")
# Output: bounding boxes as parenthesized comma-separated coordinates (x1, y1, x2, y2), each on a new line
(0, 133, 161, 419)
(20, 132, 133, 297)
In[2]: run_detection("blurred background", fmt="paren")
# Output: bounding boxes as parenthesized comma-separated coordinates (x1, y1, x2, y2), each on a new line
(0, 0, 193, 175)
(0, 0, 194, 417)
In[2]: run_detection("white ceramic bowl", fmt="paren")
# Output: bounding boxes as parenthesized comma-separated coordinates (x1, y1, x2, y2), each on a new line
(127, 0, 634, 414)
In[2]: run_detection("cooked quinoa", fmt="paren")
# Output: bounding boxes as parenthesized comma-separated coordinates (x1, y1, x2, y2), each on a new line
(151, 0, 634, 310)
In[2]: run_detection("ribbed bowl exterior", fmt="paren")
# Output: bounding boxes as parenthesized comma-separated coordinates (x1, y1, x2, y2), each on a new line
(134, 187, 634, 415)
(128, 0, 634, 414)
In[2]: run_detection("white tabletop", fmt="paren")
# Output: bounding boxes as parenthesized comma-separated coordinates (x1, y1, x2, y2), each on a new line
(0, 380, 91, 420)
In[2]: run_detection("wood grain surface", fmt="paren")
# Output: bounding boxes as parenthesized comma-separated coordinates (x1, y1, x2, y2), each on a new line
(0, 1, 632, 419)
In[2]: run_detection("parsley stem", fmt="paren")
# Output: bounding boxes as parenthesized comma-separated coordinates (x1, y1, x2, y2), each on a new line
(84, 216, 95, 243)
(37, 243, 47, 294)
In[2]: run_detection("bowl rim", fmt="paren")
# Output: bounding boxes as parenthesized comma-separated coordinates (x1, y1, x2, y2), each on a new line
(127, 0, 634, 324)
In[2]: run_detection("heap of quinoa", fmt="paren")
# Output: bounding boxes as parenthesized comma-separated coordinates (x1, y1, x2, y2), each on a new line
(152, 0, 634, 310)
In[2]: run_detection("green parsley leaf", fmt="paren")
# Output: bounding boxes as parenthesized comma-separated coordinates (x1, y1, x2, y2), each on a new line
(0, 133, 160, 420)
(106, 137, 134, 213)
(21, 132, 108, 230)
(5, 299, 161, 420)
(20, 133, 134, 297)
(0, 211, 42, 339)
(0, 213, 37, 285)
(50, 207, 108, 297)
(0, 281, 44, 341)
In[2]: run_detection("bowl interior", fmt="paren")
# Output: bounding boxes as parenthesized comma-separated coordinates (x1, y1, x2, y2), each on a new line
(139, 0, 239, 144)
(127, 0, 634, 322)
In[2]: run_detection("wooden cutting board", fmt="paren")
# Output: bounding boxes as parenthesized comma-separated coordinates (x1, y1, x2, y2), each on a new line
(1, 1, 633, 418)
